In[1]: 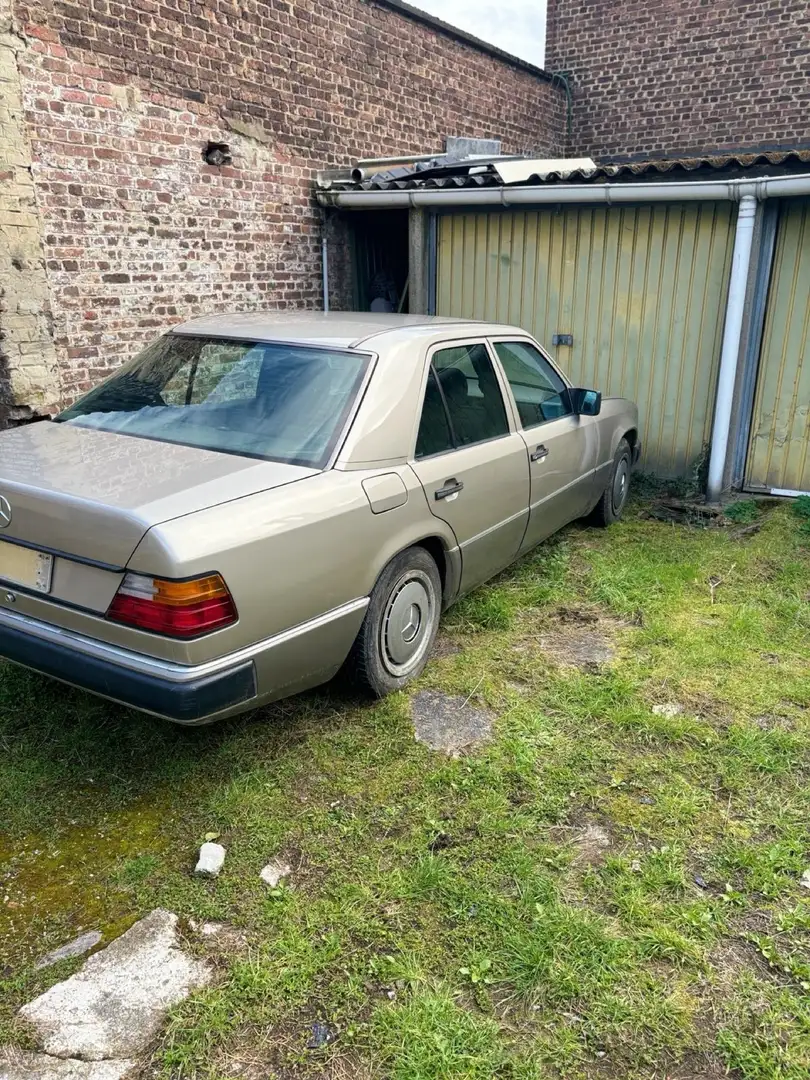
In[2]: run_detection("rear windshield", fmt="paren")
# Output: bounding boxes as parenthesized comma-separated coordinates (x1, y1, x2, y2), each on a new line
(56, 334, 372, 468)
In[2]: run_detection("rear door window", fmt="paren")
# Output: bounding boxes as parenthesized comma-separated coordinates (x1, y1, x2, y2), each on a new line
(415, 343, 509, 457)
(493, 340, 572, 427)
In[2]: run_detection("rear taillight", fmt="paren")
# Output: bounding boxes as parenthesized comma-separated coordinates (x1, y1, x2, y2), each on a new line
(107, 572, 237, 638)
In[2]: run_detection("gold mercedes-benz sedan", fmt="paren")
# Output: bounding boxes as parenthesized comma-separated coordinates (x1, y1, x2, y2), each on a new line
(0, 314, 639, 724)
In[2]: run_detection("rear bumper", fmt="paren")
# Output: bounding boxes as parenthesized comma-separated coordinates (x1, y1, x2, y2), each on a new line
(0, 607, 256, 723)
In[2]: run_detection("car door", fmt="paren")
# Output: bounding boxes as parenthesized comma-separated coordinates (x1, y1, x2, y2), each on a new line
(490, 339, 599, 553)
(409, 341, 530, 594)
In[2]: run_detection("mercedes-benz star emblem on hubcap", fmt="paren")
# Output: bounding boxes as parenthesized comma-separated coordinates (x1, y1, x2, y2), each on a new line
(0, 496, 11, 529)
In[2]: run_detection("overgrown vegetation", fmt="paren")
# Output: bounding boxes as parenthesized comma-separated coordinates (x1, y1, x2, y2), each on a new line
(1, 499, 808, 1079)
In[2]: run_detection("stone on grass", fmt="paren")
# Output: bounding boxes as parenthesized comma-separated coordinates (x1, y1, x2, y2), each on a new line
(19, 909, 210, 1062)
(800, 869, 810, 890)
(411, 690, 493, 754)
(194, 842, 226, 877)
(35, 931, 102, 971)
(260, 858, 291, 888)
(0, 1049, 135, 1080)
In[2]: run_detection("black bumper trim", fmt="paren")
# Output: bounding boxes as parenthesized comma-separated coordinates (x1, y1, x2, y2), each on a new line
(0, 623, 256, 722)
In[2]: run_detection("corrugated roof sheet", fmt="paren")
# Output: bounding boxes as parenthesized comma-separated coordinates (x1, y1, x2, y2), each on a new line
(317, 149, 810, 192)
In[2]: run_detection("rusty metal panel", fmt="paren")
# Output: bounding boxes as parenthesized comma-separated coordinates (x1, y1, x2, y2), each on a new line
(745, 198, 810, 494)
(437, 203, 735, 477)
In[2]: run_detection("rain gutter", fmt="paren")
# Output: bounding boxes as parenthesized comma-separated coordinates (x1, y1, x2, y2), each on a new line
(315, 172, 810, 209)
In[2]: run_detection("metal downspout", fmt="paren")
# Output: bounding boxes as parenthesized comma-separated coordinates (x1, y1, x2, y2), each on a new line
(731, 201, 779, 488)
(706, 195, 757, 501)
(322, 231, 329, 313)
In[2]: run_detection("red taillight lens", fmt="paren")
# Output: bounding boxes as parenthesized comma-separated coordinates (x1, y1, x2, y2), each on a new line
(107, 572, 237, 638)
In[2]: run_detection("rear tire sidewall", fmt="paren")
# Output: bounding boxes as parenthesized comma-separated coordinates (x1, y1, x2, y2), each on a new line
(592, 438, 632, 526)
(352, 546, 442, 697)
(608, 441, 632, 521)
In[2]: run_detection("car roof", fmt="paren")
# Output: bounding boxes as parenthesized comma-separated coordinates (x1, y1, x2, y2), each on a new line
(172, 311, 528, 350)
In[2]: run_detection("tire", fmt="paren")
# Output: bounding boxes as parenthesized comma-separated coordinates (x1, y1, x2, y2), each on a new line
(348, 546, 442, 697)
(589, 437, 632, 527)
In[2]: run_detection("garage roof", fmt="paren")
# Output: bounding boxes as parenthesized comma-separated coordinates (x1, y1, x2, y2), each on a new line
(317, 148, 810, 194)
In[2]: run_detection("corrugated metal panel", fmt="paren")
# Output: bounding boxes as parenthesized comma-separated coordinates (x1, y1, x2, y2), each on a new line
(436, 204, 735, 477)
(745, 198, 810, 493)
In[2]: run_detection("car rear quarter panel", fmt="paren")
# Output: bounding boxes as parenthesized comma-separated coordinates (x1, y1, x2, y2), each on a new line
(597, 397, 639, 472)
(127, 467, 458, 667)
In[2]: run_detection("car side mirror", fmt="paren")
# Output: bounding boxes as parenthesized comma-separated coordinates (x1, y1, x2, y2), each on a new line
(569, 388, 602, 416)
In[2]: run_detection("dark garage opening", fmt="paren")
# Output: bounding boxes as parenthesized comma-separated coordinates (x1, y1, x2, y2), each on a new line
(350, 210, 409, 313)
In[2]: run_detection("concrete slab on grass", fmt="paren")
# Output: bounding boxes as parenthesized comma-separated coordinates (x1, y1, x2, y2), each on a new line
(19, 909, 210, 1061)
(411, 690, 493, 754)
(0, 1049, 135, 1080)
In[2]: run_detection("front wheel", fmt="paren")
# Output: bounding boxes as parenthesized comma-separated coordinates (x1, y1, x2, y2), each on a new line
(589, 437, 632, 527)
(348, 546, 442, 697)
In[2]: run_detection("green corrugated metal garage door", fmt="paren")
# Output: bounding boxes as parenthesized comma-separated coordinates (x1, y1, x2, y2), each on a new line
(436, 204, 735, 477)
(745, 199, 810, 494)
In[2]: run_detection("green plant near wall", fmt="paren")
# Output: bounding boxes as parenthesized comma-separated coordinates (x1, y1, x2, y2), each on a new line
(793, 495, 810, 534)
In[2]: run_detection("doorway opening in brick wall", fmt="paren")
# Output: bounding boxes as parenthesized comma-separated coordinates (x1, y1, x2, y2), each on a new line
(350, 210, 409, 313)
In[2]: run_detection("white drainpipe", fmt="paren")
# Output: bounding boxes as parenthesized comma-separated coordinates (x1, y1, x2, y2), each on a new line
(319, 171, 810, 495)
(706, 195, 757, 501)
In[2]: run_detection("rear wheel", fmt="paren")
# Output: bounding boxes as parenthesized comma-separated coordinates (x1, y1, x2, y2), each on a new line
(349, 546, 442, 697)
(589, 437, 632, 526)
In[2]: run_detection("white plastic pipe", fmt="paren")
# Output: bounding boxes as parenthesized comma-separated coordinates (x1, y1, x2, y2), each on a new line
(706, 195, 757, 501)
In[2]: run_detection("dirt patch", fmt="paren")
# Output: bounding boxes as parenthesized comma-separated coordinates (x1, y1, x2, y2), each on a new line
(430, 635, 463, 660)
(709, 937, 777, 992)
(524, 607, 624, 672)
(410, 690, 493, 755)
(660, 1051, 733, 1079)
(549, 820, 613, 866)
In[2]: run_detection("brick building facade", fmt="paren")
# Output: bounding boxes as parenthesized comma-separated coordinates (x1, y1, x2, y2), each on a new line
(546, 0, 810, 160)
(0, 0, 564, 423)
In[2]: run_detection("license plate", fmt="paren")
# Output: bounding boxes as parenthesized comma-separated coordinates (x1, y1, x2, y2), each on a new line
(0, 540, 53, 593)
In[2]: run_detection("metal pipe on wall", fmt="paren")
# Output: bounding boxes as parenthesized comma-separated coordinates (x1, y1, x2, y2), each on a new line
(707, 195, 757, 501)
(322, 233, 329, 313)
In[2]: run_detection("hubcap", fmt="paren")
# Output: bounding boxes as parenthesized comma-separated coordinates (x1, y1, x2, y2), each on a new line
(381, 570, 435, 676)
(613, 458, 629, 512)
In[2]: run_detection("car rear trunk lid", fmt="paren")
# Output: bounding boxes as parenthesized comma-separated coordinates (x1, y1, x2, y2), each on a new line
(0, 422, 317, 569)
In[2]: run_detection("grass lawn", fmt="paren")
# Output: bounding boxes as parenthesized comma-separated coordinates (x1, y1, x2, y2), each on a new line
(1, 496, 808, 1079)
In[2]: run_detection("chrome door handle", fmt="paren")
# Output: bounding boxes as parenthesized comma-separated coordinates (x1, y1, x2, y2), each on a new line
(530, 444, 549, 462)
(435, 478, 464, 500)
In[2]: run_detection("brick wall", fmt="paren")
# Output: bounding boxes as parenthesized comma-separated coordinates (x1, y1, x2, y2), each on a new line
(0, 0, 60, 422)
(546, 0, 810, 160)
(2, 0, 564, 411)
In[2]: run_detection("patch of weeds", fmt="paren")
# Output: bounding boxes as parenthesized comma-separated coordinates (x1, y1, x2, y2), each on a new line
(725, 499, 761, 524)
(368, 987, 531, 1080)
(115, 853, 161, 887)
(499, 900, 632, 1005)
(716, 983, 810, 1080)
(449, 586, 515, 631)
(792, 494, 810, 535)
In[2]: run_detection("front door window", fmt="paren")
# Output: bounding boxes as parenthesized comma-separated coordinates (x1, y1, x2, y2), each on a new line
(493, 340, 571, 428)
